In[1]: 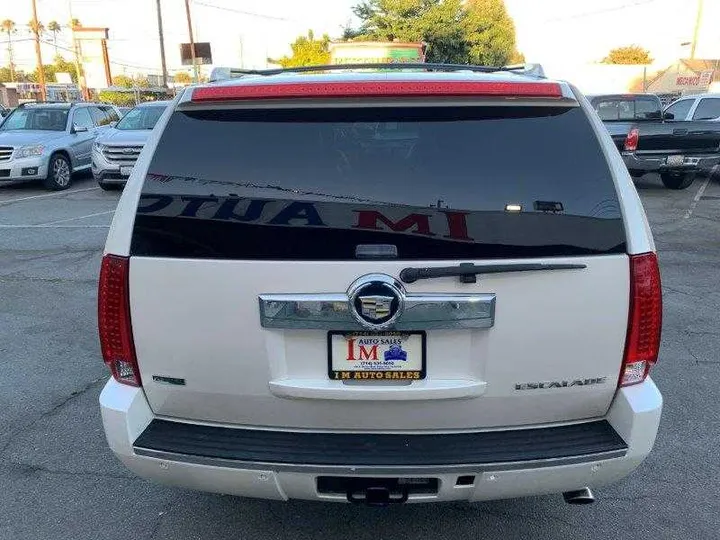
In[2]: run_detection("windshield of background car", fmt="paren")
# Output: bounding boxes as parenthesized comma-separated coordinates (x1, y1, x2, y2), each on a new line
(594, 98, 661, 120)
(132, 104, 626, 260)
(0, 108, 69, 131)
(116, 105, 166, 130)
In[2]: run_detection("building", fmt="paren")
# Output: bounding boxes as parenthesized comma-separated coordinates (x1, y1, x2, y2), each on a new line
(546, 58, 718, 101)
(0, 82, 82, 104)
(644, 59, 720, 99)
(329, 41, 426, 65)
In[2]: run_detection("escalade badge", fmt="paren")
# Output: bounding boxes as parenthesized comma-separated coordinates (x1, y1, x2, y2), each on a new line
(514, 377, 607, 390)
(347, 274, 405, 330)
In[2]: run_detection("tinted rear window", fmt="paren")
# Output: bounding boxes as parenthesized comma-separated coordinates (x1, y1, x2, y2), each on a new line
(592, 97, 661, 120)
(131, 105, 625, 260)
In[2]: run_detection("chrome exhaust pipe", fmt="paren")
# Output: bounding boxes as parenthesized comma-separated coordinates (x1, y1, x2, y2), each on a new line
(562, 487, 595, 505)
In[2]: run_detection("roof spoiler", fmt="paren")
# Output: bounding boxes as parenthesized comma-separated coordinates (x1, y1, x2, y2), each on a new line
(208, 63, 546, 82)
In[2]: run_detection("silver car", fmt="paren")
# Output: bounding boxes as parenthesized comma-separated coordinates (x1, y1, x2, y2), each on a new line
(664, 93, 720, 122)
(92, 101, 170, 190)
(0, 102, 120, 190)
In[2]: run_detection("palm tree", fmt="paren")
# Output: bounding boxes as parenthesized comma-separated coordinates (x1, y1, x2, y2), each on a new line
(28, 19, 45, 37)
(70, 18, 82, 30)
(1, 19, 16, 82)
(48, 20, 61, 55)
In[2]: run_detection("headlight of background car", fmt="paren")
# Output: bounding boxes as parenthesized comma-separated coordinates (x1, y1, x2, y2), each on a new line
(15, 145, 44, 159)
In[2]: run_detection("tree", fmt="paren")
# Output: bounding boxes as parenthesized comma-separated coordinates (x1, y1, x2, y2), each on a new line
(134, 76, 151, 88)
(272, 30, 330, 67)
(0, 66, 13, 83)
(509, 50, 525, 64)
(48, 21, 62, 55)
(53, 55, 82, 83)
(351, 0, 466, 63)
(25, 56, 82, 84)
(174, 72, 192, 85)
(97, 90, 135, 106)
(602, 45, 653, 65)
(112, 75, 134, 88)
(348, 0, 518, 65)
(29, 63, 57, 83)
(1, 20, 16, 81)
(70, 18, 82, 30)
(0, 66, 30, 83)
(463, 0, 517, 66)
(28, 19, 45, 37)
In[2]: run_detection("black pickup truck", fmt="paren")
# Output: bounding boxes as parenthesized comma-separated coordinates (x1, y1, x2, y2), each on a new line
(589, 93, 720, 189)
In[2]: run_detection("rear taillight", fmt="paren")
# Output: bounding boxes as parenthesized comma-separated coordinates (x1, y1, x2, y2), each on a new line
(620, 252, 662, 387)
(624, 127, 639, 152)
(98, 254, 141, 386)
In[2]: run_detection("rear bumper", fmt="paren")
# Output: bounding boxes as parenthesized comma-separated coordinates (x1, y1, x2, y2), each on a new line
(623, 151, 720, 175)
(100, 378, 662, 502)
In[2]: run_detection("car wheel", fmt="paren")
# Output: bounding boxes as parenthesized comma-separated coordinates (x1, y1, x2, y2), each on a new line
(98, 181, 120, 191)
(660, 172, 696, 190)
(43, 154, 72, 190)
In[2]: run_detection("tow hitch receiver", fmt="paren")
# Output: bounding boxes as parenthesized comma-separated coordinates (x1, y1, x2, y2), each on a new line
(318, 477, 438, 506)
(348, 484, 409, 506)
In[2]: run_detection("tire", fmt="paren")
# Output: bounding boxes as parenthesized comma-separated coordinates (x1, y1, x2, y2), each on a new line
(98, 181, 120, 191)
(660, 172, 696, 190)
(43, 153, 72, 190)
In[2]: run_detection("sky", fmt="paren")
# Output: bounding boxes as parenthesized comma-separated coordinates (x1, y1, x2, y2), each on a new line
(2, 0, 718, 77)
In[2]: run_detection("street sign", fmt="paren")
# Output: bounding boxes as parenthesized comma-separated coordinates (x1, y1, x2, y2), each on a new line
(180, 42, 212, 65)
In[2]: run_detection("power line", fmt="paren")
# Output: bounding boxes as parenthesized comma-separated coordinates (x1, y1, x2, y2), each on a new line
(543, 0, 662, 23)
(194, 1, 292, 22)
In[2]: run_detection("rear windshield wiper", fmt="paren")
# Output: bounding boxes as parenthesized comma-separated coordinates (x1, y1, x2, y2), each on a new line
(399, 262, 587, 284)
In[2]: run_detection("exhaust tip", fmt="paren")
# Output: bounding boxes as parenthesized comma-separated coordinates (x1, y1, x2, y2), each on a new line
(563, 487, 595, 505)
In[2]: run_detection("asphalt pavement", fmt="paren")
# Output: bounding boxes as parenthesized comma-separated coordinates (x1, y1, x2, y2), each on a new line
(0, 173, 719, 540)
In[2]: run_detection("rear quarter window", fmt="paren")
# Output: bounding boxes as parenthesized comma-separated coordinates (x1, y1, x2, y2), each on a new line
(131, 104, 626, 260)
(593, 98, 661, 120)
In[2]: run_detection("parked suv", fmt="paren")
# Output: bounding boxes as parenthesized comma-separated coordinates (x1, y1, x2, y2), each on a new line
(92, 100, 171, 190)
(0, 102, 119, 190)
(99, 67, 663, 506)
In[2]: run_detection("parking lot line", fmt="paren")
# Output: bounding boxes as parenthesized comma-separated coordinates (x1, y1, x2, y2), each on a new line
(0, 186, 100, 206)
(684, 176, 711, 219)
(38, 209, 115, 226)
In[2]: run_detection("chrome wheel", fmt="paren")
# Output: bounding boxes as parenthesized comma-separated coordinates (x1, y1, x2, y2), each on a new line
(53, 157, 71, 187)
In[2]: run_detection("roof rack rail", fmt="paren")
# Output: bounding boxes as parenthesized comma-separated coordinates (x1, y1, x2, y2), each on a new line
(208, 63, 546, 82)
(17, 100, 79, 107)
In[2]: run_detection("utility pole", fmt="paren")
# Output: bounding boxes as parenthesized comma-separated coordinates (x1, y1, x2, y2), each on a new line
(5, 32, 15, 82)
(31, 0, 47, 101)
(67, 1, 87, 100)
(155, 0, 168, 87)
(690, 0, 704, 59)
(184, 0, 199, 83)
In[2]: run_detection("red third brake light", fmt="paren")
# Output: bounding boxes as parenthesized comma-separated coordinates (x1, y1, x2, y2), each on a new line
(620, 252, 662, 387)
(624, 127, 639, 152)
(98, 254, 141, 387)
(192, 81, 563, 102)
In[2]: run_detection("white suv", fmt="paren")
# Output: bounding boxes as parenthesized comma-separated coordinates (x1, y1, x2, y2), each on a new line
(98, 67, 663, 506)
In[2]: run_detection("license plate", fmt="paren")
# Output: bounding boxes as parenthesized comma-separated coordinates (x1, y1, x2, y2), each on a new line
(120, 166, 134, 177)
(666, 155, 684, 166)
(328, 331, 426, 381)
